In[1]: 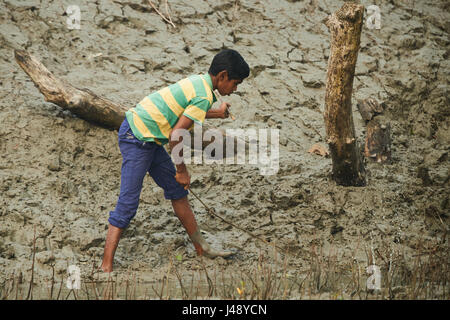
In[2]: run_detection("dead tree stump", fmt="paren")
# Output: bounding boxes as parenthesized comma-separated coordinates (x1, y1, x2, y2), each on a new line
(357, 98, 392, 164)
(323, 3, 366, 186)
(365, 118, 392, 163)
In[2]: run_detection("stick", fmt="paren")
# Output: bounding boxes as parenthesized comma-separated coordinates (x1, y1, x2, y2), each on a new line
(188, 187, 288, 255)
(26, 226, 36, 300)
(214, 90, 236, 120)
(164, 0, 175, 27)
(148, 0, 176, 28)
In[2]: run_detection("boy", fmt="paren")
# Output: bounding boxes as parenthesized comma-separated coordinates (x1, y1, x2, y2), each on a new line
(100, 49, 250, 272)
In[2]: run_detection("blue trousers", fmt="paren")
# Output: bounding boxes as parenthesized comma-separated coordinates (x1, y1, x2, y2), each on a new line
(108, 118, 188, 229)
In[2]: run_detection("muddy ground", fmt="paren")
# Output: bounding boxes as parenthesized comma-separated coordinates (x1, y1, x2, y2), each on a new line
(0, 0, 448, 299)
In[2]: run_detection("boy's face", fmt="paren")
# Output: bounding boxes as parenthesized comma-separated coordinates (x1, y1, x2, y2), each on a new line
(216, 71, 243, 96)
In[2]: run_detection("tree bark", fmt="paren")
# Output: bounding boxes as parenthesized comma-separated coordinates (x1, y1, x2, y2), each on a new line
(323, 3, 366, 186)
(14, 50, 127, 130)
(357, 98, 383, 122)
(14, 50, 244, 154)
(357, 98, 391, 164)
(365, 118, 392, 164)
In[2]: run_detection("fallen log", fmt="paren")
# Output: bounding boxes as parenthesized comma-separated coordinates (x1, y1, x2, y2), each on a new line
(14, 49, 245, 154)
(323, 3, 366, 186)
(14, 50, 126, 130)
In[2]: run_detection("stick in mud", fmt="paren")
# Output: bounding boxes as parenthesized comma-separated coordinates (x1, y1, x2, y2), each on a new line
(188, 187, 288, 256)
(173, 265, 188, 299)
(26, 226, 36, 300)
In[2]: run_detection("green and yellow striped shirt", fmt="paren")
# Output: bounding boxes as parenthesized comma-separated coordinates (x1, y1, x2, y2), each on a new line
(125, 73, 217, 145)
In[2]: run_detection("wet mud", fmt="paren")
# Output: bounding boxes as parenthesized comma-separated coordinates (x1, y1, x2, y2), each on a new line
(0, 0, 448, 299)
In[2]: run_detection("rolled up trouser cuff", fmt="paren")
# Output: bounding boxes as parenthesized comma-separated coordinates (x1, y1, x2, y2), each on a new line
(108, 212, 131, 229)
(164, 188, 189, 200)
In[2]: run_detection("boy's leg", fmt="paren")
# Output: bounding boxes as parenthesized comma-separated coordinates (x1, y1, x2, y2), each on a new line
(149, 146, 232, 258)
(101, 121, 156, 272)
(170, 196, 198, 236)
(101, 224, 123, 272)
(171, 196, 232, 258)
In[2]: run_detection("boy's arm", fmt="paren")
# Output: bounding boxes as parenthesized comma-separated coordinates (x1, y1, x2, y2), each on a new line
(169, 115, 194, 189)
(206, 102, 230, 119)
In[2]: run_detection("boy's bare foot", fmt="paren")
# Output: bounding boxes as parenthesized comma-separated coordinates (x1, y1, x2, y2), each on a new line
(171, 198, 233, 258)
(100, 264, 113, 273)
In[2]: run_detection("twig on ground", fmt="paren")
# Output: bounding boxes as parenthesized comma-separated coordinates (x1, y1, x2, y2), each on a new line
(148, 0, 176, 28)
(26, 226, 36, 300)
(56, 275, 63, 300)
(50, 264, 55, 300)
(200, 258, 214, 297)
(164, 0, 175, 27)
(174, 265, 188, 299)
(151, 285, 162, 299)
(189, 187, 288, 257)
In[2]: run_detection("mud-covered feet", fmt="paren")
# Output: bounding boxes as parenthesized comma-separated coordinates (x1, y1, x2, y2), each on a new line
(99, 264, 113, 273)
(201, 246, 234, 259)
(190, 229, 234, 259)
(86, 265, 115, 283)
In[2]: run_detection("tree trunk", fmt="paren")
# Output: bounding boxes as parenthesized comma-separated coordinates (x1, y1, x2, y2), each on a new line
(14, 50, 127, 130)
(14, 50, 244, 154)
(323, 3, 366, 186)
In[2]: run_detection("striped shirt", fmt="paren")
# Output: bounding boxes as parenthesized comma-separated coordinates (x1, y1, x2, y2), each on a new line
(125, 73, 217, 145)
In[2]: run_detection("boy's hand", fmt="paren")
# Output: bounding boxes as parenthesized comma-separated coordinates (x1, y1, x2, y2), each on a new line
(205, 102, 233, 119)
(218, 102, 231, 119)
(175, 167, 190, 190)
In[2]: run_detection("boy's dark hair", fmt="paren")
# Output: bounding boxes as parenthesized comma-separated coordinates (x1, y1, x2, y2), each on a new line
(209, 49, 250, 80)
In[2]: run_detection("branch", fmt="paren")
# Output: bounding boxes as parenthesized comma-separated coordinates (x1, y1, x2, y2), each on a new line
(148, 0, 176, 28)
(14, 49, 127, 130)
